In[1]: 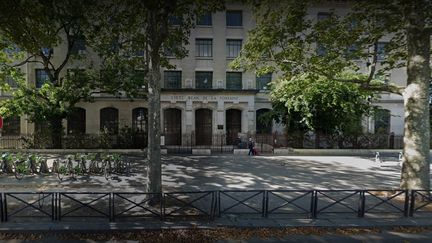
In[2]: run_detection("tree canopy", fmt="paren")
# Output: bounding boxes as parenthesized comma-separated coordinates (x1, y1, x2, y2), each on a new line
(235, 0, 431, 190)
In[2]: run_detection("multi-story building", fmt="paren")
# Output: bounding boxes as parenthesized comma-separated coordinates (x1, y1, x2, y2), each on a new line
(0, 1, 405, 149)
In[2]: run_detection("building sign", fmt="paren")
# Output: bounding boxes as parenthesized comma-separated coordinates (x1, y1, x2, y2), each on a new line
(162, 94, 245, 102)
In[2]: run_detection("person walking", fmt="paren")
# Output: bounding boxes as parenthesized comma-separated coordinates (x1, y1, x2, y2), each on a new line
(248, 137, 255, 156)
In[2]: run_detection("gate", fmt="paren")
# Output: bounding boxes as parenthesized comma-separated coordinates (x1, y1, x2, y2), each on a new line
(164, 108, 182, 145)
(226, 109, 241, 145)
(195, 109, 212, 145)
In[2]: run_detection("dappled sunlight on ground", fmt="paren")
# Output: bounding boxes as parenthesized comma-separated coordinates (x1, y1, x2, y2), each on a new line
(0, 154, 424, 192)
(161, 155, 406, 191)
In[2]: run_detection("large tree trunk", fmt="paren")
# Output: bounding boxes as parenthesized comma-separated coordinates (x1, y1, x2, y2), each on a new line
(147, 53, 162, 194)
(400, 2, 431, 190)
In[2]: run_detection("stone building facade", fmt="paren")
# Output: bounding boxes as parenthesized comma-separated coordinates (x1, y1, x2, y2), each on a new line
(0, 1, 405, 148)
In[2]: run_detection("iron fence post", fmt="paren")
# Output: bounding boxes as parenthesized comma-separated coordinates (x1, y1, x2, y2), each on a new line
(161, 193, 165, 221)
(210, 191, 215, 220)
(217, 191, 221, 217)
(404, 190, 410, 217)
(109, 193, 113, 222)
(358, 190, 365, 217)
(55, 192, 58, 221)
(264, 190, 269, 218)
(58, 193, 62, 221)
(261, 190, 267, 217)
(0, 193, 3, 222)
(409, 190, 415, 217)
(112, 193, 117, 222)
(51, 192, 55, 221)
(311, 190, 317, 219)
(3, 193, 7, 222)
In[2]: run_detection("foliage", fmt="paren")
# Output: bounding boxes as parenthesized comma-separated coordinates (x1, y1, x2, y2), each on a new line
(271, 73, 373, 134)
(0, 1, 153, 147)
(235, 0, 431, 189)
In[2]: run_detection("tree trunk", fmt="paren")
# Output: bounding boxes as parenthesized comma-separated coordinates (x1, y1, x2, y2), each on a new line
(50, 117, 63, 149)
(400, 2, 431, 190)
(147, 53, 162, 194)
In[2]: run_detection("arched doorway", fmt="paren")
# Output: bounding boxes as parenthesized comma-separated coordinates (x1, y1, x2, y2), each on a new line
(164, 108, 182, 145)
(132, 107, 148, 132)
(100, 107, 119, 134)
(195, 109, 212, 145)
(226, 109, 241, 145)
(132, 107, 148, 148)
(67, 107, 86, 134)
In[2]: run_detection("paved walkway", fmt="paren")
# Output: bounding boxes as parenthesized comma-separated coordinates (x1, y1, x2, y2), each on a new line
(0, 154, 430, 240)
(0, 154, 413, 192)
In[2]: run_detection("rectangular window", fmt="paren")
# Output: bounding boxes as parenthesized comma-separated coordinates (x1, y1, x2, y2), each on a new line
(197, 13, 212, 26)
(169, 16, 182, 25)
(347, 44, 358, 54)
(5, 76, 17, 88)
(226, 39, 242, 58)
(71, 36, 86, 54)
(316, 43, 327, 56)
(164, 40, 182, 57)
(134, 49, 145, 57)
(256, 73, 272, 90)
(226, 10, 242, 26)
(164, 71, 182, 89)
(164, 46, 174, 57)
(41, 47, 53, 57)
(317, 12, 331, 21)
(226, 72, 242, 90)
(35, 69, 49, 88)
(195, 71, 213, 89)
(195, 39, 212, 57)
(376, 42, 386, 61)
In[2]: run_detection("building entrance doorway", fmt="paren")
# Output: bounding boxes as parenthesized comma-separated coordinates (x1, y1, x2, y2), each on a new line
(164, 108, 182, 145)
(195, 109, 212, 145)
(226, 109, 241, 145)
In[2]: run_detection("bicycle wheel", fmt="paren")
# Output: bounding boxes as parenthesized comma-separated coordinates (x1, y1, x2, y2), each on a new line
(67, 160, 75, 180)
(104, 160, 111, 180)
(13, 163, 24, 180)
(54, 160, 65, 181)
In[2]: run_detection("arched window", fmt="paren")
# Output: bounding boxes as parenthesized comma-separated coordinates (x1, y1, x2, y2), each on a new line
(67, 107, 86, 134)
(2, 116, 20, 136)
(100, 107, 119, 134)
(132, 107, 147, 132)
(374, 109, 391, 134)
(256, 109, 272, 134)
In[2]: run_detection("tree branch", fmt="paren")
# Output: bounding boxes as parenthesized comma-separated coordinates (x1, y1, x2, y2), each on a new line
(361, 83, 404, 95)
(10, 54, 35, 67)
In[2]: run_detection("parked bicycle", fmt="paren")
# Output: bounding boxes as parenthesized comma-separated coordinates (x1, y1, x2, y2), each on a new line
(1, 152, 14, 174)
(13, 153, 31, 180)
(86, 153, 103, 174)
(53, 156, 75, 181)
(101, 153, 131, 179)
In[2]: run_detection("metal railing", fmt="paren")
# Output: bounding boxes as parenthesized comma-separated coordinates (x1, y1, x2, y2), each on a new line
(0, 190, 430, 222)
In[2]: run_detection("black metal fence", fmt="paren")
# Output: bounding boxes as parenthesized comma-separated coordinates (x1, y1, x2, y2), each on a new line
(251, 132, 404, 150)
(0, 190, 430, 222)
(0, 133, 148, 149)
(0, 132, 406, 150)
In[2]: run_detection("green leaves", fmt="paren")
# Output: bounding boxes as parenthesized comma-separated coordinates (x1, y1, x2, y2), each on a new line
(271, 73, 372, 133)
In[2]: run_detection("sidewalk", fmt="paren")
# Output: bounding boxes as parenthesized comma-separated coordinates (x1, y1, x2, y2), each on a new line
(0, 216, 431, 233)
